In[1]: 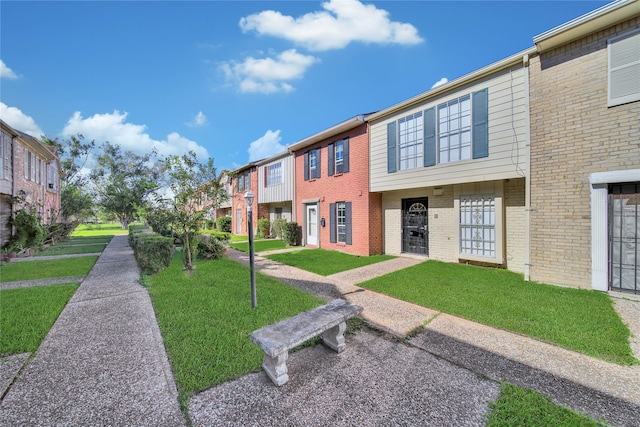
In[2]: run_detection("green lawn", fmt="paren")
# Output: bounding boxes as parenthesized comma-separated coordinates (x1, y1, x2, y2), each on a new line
(230, 239, 288, 253)
(0, 257, 99, 282)
(72, 222, 128, 236)
(54, 236, 113, 246)
(34, 243, 107, 257)
(265, 249, 396, 276)
(359, 260, 637, 365)
(487, 383, 606, 426)
(144, 253, 325, 406)
(0, 283, 79, 355)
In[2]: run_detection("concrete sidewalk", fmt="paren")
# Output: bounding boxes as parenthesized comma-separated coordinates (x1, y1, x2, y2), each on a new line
(0, 235, 185, 426)
(223, 248, 640, 426)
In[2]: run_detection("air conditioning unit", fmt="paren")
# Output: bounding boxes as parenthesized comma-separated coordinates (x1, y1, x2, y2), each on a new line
(48, 183, 54, 189)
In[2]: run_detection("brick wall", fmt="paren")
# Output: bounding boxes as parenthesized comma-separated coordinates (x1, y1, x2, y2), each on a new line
(294, 123, 382, 255)
(528, 16, 640, 288)
(231, 167, 259, 236)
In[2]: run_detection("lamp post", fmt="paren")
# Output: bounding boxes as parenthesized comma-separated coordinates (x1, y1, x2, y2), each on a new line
(244, 191, 256, 309)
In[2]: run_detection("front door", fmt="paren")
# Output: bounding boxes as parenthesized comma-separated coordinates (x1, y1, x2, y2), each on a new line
(609, 183, 639, 294)
(306, 204, 318, 246)
(402, 198, 428, 255)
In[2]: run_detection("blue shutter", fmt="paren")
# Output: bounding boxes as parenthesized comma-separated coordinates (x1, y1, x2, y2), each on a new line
(315, 149, 321, 179)
(328, 143, 334, 176)
(423, 107, 436, 167)
(304, 152, 309, 181)
(472, 88, 489, 159)
(345, 202, 352, 245)
(387, 122, 396, 173)
(330, 203, 336, 243)
(343, 138, 350, 173)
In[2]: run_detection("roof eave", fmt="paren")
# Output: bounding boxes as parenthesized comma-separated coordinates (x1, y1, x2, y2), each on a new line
(286, 114, 370, 152)
(533, 0, 640, 52)
(367, 48, 536, 122)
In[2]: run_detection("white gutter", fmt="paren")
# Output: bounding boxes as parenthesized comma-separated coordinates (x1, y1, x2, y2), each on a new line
(533, 0, 640, 52)
(286, 114, 369, 152)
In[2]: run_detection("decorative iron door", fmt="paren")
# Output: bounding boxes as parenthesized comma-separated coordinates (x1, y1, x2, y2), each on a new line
(402, 198, 428, 255)
(609, 183, 639, 294)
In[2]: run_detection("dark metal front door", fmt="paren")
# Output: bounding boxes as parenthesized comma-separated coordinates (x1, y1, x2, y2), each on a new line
(402, 198, 428, 255)
(609, 183, 639, 294)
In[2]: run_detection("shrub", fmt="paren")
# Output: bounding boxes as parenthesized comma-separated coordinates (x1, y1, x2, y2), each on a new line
(130, 231, 174, 274)
(282, 222, 299, 246)
(271, 218, 287, 240)
(6, 208, 45, 252)
(257, 218, 270, 238)
(200, 229, 231, 242)
(197, 234, 227, 260)
(217, 216, 232, 233)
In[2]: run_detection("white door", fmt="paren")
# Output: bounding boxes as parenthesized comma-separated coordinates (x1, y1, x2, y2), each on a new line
(306, 204, 318, 246)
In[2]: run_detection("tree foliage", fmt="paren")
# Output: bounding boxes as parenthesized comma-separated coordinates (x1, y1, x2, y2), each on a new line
(161, 151, 226, 270)
(42, 134, 95, 222)
(90, 142, 161, 229)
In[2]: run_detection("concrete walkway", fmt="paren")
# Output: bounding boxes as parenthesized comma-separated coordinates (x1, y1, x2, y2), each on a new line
(0, 235, 185, 426)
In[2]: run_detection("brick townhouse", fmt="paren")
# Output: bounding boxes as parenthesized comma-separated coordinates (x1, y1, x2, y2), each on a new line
(230, 162, 259, 236)
(288, 114, 382, 256)
(528, 0, 640, 293)
(0, 119, 61, 247)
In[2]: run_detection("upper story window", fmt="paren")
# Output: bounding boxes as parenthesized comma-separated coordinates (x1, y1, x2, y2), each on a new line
(438, 95, 471, 164)
(47, 162, 58, 191)
(0, 133, 4, 179)
(608, 28, 640, 107)
(387, 89, 488, 173)
(328, 138, 350, 176)
(236, 172, 251, 192)
(398, 112, 423, 170)
(304, 148, 321, 180)
(24, 148, 32, 181)
(266, 162, 282, 186)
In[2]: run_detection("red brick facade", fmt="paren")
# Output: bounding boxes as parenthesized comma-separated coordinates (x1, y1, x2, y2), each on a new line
(231, 166, 259, 236)
(294, 123, 382, 256)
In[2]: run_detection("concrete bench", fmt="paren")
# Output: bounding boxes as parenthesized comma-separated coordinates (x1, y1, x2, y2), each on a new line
(250, 299, 363, 386)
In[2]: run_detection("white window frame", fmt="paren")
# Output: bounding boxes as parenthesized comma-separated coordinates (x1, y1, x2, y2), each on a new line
(608, 28, 640, 107)
(309, 149, 318, 177)
(0, 133, 4, 179)
(335, 140, 344, 171)
(438, 95, 471, 164)
(267, 162, 282, 187)
(336, 201, 346, 243)
(398, 112, 423, 171)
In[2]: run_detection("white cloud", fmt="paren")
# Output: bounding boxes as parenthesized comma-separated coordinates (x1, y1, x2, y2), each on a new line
(239, 0, 423, 51)
(247, 129, 286, 161)
(220, 49, 318, 94)
(62, 110, 210, 160)
(0, 103, 44, 137)
(431, 77, 448, 89)
(187, 111, 208, 127)
(0, 60, 19, 79)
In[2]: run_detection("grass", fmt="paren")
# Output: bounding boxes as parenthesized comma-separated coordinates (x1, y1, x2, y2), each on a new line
(229, 234, 249, 243)
(0, 283, 79, 356)
(486, 383, 606, 426)
(72, 222, 128, 236)
(265, 249, 396, 276)
(230, 239, 288, 253)
(0, 257, 98, 282)
(144, 253, 325, 406)
(359, 260, 637, 365)
(54, 236, 113, 246)
(34, 243, 107, 257)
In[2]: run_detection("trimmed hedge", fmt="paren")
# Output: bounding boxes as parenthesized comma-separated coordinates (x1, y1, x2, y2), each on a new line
(200, 229, 231, 242)
(128, 225, 173, 274)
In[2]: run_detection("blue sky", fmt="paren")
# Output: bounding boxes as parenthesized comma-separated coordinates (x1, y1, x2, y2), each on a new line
(1, 0, 608, 171)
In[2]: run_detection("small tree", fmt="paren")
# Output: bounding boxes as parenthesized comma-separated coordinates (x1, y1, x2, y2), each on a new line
(217, 216, 232, 233)
(282, 222, 299, 246)
(257, 218, 270, 238)
(162, 151, 227, 270)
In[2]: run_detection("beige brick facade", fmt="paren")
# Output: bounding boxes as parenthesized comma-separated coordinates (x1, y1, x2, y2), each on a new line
(528, 16, 640, 288)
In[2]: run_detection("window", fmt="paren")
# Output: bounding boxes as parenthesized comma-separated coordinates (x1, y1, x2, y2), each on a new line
(24, 148, 32, 180)
(398, 112, 423, 170)
(328, 138, 350, 175)
(237, 172, 251, 192)
(608, 29, 640, 107)
(304, 148, 321, 180)
(266, 162, 282, 186)
(36, 158, 42, 184)
(47, 162, 58, 191)
(438, 95, 471, 164)
(387, 89, 488, 173)
(330, 201, 352, 244)
(0, 134, 4, 179)
(459, 194, 495, 258)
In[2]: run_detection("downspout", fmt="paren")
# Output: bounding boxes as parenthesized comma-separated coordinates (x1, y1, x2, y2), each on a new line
(523, 53, 532, 281)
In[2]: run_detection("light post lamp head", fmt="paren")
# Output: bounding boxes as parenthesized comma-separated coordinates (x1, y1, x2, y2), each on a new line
(244, 191, 254, 211)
